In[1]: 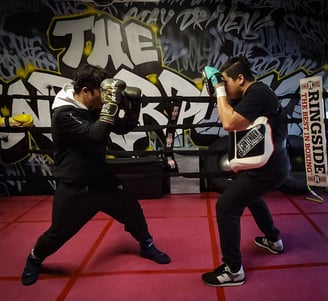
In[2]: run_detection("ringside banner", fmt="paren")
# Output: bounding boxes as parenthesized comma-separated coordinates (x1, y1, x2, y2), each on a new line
(300, 76, 328, 187)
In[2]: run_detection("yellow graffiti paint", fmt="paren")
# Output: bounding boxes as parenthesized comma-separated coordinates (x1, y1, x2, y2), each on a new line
(149, 23, 159, 35)
(84, 40, 93, 56)
(146, 74, 158, 84)
(1, 106, 10, 117)
(194, 78, 204, 91)
(16, 63, 36, 79)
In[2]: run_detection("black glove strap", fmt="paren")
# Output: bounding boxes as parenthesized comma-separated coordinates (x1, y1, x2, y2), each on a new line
(5, 117, 10, 127)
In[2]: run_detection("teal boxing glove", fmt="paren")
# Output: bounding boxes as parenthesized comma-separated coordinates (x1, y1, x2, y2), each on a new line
(202, 66, 224, 97)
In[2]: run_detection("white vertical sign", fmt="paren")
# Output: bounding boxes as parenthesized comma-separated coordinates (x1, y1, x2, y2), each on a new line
(300, 76, 328, 187)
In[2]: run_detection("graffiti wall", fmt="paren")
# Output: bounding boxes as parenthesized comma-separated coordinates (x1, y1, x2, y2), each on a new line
(0, 0, 327, 195)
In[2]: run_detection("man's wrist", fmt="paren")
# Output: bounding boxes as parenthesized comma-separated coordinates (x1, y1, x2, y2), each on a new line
(216, 86, 227, 97)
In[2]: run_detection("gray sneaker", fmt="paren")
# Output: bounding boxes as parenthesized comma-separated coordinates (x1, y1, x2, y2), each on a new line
(254, 237, 284, 254)
(202, 264, 245, 287)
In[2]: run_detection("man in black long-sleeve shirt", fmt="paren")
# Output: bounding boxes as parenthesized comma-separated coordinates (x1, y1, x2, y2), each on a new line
(21, 64, 171, 286)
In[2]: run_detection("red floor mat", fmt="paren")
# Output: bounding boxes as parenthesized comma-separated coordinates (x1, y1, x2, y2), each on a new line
(0, 191, 327, 301)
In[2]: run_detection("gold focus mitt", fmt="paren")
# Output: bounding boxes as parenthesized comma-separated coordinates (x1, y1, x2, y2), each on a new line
(0, 113, 33, 127)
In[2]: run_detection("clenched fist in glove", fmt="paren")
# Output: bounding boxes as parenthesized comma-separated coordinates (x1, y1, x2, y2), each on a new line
(0, 113, 33, 127)
(202, 66, 225, 97)
(121, 86, 142, 129)
(99, 78, 126, 125)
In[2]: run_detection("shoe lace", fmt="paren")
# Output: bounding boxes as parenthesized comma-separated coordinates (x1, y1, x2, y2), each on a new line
(263, 237, 270, 246)
(214, 264, 242, 281)
(264, 238, 281, 250)
(213, 264, 227, 274)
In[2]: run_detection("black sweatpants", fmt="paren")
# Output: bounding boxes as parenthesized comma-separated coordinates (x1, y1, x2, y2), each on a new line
(216, 151, 289, 272)
(33, 181, 151, 260)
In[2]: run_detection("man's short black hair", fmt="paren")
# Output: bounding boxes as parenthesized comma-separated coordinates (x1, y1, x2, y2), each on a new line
(73, 64, 111, 93)
(221, 56, 255, 82)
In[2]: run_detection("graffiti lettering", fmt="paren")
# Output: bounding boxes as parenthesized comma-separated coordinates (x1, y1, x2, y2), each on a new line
(50, 15, 159, 69)
(119, 5, 274, 40)
(236, 29, 317, 76)
(174, 6, 274, 40)
(177, 7, 210, 31)
(0, 30, 57, 82)
(243, 0, 321, 15)
(125, 7, 175, 34)
(284, 14, 328, 47)
(1, 164, 25, 192)
(27, 153, 54, 179)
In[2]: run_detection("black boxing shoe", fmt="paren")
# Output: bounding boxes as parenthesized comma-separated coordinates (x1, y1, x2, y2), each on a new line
(21, 254, 42, 286)
(140, 243, 171, 264)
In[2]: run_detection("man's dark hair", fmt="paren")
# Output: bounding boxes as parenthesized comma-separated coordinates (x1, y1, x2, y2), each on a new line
(221, 56, 255, 82)
(73, 64, 111, 93)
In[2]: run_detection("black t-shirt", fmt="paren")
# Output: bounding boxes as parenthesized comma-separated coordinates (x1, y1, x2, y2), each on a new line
(231, 82, 290, 173)
(233, 81, 287, 146)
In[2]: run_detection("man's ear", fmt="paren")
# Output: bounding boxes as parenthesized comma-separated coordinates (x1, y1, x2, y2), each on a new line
(81, 86, 89, 94)
(238, 73, 245, 85)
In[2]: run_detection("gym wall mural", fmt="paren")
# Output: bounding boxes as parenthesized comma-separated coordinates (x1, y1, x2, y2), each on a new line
(0, 0, 327, 195)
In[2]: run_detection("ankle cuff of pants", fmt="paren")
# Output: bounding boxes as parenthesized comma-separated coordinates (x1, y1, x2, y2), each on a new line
(31, 249, 43, 262)
(139, 237, 153, 248)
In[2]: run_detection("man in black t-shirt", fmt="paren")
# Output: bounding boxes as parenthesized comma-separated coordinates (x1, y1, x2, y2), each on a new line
(202, 56, 289, 287)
